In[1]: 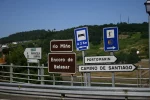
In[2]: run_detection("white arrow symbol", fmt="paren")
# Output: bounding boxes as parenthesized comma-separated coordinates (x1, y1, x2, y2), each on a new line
(78, 46, 87, 48)
(107, 46, 116, 49)
(24, 48, 30, 59)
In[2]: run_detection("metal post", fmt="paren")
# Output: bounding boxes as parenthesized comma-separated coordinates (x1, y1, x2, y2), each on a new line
(81, 72, 84, 86)
(53, 74, 55, 85)
(71, 74, 73, 86)
(10, 63, 13, 83)
(27, 63, 30, 83)
(139, 65, 142, 87)
(40, 64, 44, 85)
(149, 15, 150, 87)
(125, 96, 128, 100)
(82, 51, 87, 86)
(38, 60, 40, 80)
(87, 72, 91, 86)
(84, 72, 87, 86)
(110, 52, 115, 87)
(137, 68, 139, 87)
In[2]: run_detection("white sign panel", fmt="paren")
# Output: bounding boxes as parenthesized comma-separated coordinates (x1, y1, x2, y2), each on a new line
(79, 64, 136, 72)
(27, 59, 39, 63)
(107, 29, 114, 38)
(85, 56, 117, 63)
(24, 48, 42, 59)
(77, 30, 86, 41)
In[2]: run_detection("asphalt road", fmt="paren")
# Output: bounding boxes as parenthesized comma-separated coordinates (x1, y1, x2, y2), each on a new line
(0, 94, 50, 100)
(0, 93, 149, 100)
(0, 93, 126, 100)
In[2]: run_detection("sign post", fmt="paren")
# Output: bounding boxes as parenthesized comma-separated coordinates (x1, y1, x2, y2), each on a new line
(103, 27, 119, 52)
(74, 27, 89, 51)
(103, 27, 119, 87)
(24, 47, 42, 82)
(27, 63, 30, 83)
(74, 27, 90, 86)
(82, 51, 88, 86)
(110, 52, 115, 87)
(49, 39, 76, 86)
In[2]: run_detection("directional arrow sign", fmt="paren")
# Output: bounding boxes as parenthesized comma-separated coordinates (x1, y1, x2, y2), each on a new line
(24, 48, 42, 59)
(79, 64, 136, 72)
(103, 27, 119, 51)
(85, 56, 117, 63)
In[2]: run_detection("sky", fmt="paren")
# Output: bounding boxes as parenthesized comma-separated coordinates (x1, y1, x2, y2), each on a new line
(0, 0, 148, 38)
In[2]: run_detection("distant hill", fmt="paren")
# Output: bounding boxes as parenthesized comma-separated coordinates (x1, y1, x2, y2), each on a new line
(1, 22, 148, 65)
(0, 22, 148, 45)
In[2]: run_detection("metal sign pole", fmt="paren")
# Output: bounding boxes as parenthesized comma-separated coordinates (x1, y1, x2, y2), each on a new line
(53, 74, 55, 85)
(27, 62, 30, 83)
(74, 27, 89, 86)
(71, 74, 73, 86)
(38, 60, 41, 80)
(137, 68, 139, 87)
(148, 15, 150, 87)
(38, 60, 40, 80)
(110, 52, 115, 87)
(87, 72, 91, 86)
(82, 50, 91, 86)
(82, 51, 87, 86)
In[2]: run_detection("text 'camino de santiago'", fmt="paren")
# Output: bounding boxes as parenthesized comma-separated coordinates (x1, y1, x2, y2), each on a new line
(79, 64, 135, 72)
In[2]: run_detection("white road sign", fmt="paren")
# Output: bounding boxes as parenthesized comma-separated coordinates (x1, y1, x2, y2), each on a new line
(74, 27, 89, 51)
(24, 48, 42, 59)
(79, 64, 136, 72)
(85, 56, 117, 63)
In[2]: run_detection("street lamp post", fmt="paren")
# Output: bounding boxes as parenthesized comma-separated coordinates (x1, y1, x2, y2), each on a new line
(144, 0, 150, 87)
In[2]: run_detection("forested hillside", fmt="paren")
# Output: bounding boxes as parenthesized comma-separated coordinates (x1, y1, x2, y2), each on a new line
(0, 22, 148, 65)
(0, 22, 148, 45)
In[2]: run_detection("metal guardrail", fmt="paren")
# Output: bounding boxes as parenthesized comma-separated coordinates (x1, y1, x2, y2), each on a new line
(0, 82, 150, 100)
(0, 64, 150, 99)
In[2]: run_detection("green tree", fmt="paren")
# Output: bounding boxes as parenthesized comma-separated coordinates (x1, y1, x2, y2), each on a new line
(127, 48, 140, 63)
(116, 51, 128, 64)
(6, 45, 26, 65)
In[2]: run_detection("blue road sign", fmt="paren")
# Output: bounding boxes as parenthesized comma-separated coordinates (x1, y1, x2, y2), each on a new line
(74, 27, 89, 51)
(103, 27, 119, 51)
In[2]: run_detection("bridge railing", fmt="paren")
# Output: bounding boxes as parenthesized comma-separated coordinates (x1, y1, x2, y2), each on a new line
(0, 64, 149, 87)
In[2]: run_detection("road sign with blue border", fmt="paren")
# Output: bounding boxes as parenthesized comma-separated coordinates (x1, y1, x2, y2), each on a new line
(74, 27, 89, 51)
(103, 27, 119, 51)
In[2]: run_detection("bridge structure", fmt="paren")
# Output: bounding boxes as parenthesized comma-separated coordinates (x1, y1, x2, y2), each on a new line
(0, 63, 150, 100)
